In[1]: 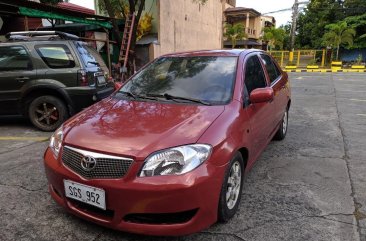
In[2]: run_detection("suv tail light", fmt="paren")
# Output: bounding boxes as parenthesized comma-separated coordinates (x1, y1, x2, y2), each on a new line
(77, 69, 89, 86)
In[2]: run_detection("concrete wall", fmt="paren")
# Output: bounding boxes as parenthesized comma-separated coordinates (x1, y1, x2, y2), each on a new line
(152, 0, 224, 58)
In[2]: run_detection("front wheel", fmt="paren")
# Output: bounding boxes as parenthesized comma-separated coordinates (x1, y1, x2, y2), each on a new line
(28, 95, 68, 132)
(273, 108, 288, 140)
(218, 152, 245, 222)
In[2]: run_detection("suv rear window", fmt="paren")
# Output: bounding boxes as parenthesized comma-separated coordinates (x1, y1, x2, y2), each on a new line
(75, 43, 107, 69)
(36, 45, 75, 69)
(0, 46, 32, 71)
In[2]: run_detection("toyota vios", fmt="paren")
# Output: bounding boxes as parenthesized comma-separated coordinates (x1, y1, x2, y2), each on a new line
(44, 49, 291, 236)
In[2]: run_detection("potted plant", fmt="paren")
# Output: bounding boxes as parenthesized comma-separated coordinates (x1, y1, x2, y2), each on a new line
(307, 59, 319, 69)
(351, 54, 365, 69)
(285, 60, 297, 70)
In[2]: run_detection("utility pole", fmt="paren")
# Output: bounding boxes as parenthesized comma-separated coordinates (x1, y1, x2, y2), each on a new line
(290, 0, 299, 51)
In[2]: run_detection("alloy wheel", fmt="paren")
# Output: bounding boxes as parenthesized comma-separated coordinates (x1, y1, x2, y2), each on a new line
(226, 161, 242, 210)
(34, 102, 59, 126)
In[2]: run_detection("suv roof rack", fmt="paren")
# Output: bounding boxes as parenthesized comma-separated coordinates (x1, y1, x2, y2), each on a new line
(5, 31, 80, 41)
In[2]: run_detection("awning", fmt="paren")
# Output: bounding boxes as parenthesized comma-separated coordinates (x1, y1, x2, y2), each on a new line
(19, 7, 112, 29)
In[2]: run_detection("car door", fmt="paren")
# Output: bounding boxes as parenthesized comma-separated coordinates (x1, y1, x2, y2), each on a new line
(242, 54, 276, 163)
(0, 45, 36, 115)
(259, 53, 288, 126)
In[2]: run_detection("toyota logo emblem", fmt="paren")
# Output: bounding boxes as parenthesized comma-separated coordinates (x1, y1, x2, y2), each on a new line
(80, 156, 97, 171)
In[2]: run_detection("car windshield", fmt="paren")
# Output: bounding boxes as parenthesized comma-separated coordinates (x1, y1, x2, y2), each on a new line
(118, 56, 238, 105)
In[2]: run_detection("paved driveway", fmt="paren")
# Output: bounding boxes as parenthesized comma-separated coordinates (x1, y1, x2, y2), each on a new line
(0, 73, 365, 241)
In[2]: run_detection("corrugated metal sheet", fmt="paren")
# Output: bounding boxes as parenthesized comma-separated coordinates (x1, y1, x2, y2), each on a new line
(57, 2, 95, 15)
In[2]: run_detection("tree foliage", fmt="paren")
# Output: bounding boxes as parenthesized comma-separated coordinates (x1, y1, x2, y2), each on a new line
(224, 23, 247, 48)
(263, 27, 286, 51)
(344, 13, 366, 48)
(322, 21, 356, 60)
(296, 0, 366, 49)
(296, 0, 345, 49)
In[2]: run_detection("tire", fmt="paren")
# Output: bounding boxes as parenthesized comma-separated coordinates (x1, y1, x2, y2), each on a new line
(218, 152, 245, 222)
(28, 95, 68, 132)
(273, 108, 289, 141)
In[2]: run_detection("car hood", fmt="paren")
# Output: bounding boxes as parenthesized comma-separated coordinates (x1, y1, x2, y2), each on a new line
(64, 98, 225, 160)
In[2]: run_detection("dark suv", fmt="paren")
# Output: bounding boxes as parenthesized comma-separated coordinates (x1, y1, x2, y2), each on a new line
(0, 31, 115, 131)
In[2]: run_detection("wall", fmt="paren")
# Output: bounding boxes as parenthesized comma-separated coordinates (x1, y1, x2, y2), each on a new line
(153, 0, 224, 57)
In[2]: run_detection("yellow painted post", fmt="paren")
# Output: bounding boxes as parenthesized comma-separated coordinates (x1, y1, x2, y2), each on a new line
(280, 51, 284, 67)
(297, 50, 301, 66)
(289, 51, 294, 62)
(321, 49, 325, 67)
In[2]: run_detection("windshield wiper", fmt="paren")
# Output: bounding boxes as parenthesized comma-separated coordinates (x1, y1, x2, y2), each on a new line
(119, 91, 136, 99)
(146, 93, 211, 106)
(118, 91, 158, 101)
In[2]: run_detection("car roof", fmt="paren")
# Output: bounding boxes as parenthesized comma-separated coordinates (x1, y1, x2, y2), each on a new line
(161, 49, 263, 57)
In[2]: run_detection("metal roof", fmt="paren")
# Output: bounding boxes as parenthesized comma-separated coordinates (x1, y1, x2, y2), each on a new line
(0, 0, 113, 21)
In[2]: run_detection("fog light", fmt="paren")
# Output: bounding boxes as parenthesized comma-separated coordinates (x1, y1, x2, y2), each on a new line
(92, 95, 97, 101)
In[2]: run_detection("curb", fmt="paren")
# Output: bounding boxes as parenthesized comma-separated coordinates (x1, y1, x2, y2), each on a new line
(283, 69, 366, 73)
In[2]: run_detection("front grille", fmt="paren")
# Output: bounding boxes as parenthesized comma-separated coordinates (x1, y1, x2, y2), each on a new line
(62, 146, 133, 179)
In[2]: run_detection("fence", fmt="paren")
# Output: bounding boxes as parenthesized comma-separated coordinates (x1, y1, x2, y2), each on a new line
(268, 50, 327, 68)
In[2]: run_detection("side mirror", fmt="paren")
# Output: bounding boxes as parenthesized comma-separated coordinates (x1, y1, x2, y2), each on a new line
(249, 87, 274, 104)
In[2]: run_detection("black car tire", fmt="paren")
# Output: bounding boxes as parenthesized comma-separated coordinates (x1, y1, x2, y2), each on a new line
(218, 152, 245, 222)
(273, 108, 289, 141)
(28, 95, 68, 132)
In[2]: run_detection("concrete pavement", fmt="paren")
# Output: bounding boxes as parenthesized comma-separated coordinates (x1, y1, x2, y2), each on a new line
(0, 73, 365, 241)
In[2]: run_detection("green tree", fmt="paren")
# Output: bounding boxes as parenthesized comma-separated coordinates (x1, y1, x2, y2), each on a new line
(344, 13, 366, 48)
(296, 0, 345, 48)
(322, 21, 356, 60)
(279, 24, 292, 50)
(344, 0, 366, 17)
(99, 0, 145, 48)
(224, 23, 247, 48)
(263, 27, 286, 51)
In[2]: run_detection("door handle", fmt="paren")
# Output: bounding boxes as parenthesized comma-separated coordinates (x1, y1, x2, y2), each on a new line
(15, 77, 30, 82)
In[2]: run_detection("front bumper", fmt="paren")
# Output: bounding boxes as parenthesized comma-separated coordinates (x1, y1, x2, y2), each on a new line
(44, 147, 225, 236)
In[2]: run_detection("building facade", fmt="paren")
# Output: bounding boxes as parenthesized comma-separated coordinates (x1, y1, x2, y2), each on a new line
(223, 7, 276, 49)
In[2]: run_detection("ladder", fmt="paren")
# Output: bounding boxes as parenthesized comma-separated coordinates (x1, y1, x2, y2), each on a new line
(119, 14, 136, 80)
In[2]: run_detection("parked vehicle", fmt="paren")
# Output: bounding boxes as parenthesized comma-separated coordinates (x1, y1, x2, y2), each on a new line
(0, 31, 115, 131)
(44, 49, 291, 236)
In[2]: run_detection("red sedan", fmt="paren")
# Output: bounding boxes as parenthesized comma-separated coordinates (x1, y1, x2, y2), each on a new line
(44, 49, 291, 236)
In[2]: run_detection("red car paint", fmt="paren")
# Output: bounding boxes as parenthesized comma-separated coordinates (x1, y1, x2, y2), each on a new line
(44, 49, 291, 236)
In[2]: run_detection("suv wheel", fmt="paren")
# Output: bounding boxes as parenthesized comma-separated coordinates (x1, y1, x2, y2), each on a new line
(28, 95, 68, 131)
(218, 152, 245, 222)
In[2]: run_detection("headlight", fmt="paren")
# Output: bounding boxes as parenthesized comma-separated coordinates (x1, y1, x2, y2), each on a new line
(139, 144, 212, 177)
(49, 126, 63, 157)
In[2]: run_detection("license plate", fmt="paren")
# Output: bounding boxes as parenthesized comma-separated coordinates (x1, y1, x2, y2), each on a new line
(64, 180, 106, 210)
(97, 75, 106, 85)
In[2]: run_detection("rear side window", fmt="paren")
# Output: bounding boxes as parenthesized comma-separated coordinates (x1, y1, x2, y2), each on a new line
(0, 46, 32, 71)
(36, 45, 75, 69)
(260, 54, 281, 83)
(244, 55, 267, 95)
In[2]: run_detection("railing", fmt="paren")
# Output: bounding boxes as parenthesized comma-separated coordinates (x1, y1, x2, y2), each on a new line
(268, 50, 326, 68)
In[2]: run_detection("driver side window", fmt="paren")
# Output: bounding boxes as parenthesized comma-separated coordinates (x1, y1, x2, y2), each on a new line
(244, 55, 267, 95)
